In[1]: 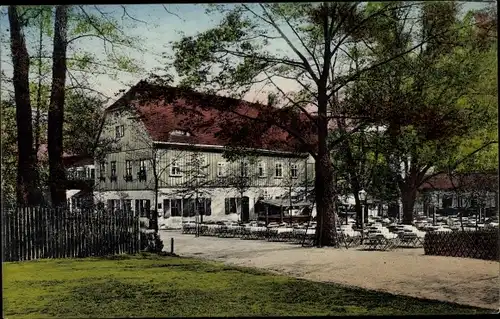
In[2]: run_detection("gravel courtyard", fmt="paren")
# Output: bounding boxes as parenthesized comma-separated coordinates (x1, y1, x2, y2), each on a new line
(160, 231, 499, 310)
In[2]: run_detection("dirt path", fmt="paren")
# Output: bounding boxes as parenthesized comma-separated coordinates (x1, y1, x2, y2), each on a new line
(160, 231, 499, 310)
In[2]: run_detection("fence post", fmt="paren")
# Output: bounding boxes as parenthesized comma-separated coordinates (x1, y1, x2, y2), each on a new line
(52, 208, 57, 259)
(130, 213, 134, 254)
(94, 208, 98, 256)
(44, 208, 48, 259)
(135, 215, 140, 253)
(62, 207, 67, 258)
(86, 209, 90, 257)
(53, 207, 58, 259)
(170, 237, 174, 255)
(4, 209, 10, 261)
(69, 209, 74, 258)
(34, 207, 39, 260)
(96, 209, 100, 256)
(59, 207, 64, 259)
(28, 207, 36, 260)
(106, 210, 110, 255)
(77, 209, 81, 257)
(101, 209, 105, 256)
(25, 207, 30, 260)
(21, 208, 26, 261)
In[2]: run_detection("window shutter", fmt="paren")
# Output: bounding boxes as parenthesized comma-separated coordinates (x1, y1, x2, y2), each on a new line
(206, 199, 212, 216)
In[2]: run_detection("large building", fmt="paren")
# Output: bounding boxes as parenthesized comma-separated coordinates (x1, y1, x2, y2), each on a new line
(94, 81, 316, 227)
(417, 172, 498, 216)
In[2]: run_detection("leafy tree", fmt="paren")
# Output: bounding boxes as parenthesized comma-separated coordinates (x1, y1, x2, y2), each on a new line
(330, 125, 398, 226)
(63, 92, 108, 157)
(170, 2, 437, 246)
(1, 99, 18, 208)
(4, 5, 147, 206)
(346, 2, 497, 224)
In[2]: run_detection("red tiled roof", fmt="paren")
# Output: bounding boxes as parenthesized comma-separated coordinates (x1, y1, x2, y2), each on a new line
(107, 81, 317, 153)
(419, 172, 498, 191)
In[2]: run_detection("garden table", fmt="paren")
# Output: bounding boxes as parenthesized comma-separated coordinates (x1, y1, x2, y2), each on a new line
(398, 233, 420, 248)
(364, 235, 396, 250)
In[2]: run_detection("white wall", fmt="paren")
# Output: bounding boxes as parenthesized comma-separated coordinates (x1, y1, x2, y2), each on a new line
(95, 186, 307, 228)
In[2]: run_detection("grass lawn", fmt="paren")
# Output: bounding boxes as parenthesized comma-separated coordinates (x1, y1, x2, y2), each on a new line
(3, 253, 491, 318)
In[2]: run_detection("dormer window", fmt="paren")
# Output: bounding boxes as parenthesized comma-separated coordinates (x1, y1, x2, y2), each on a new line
(170, 130, 191, 136)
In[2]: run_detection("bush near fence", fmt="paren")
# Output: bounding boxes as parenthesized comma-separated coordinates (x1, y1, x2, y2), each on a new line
(423, 230, 498, 261)
(2, 207, 141, 262)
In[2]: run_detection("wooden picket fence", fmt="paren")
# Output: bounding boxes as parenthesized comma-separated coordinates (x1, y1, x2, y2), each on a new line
(2, 207, 141, 262)
(423, 229, 498, 261)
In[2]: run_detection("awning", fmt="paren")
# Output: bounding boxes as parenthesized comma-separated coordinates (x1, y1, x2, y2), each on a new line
(71, 189, 92, 198)
(258, 199, 312, 208)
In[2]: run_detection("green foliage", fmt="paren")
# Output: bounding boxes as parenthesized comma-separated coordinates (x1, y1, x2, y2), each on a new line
(63, 92, 106, 156)
(3, 5, 145, 99)
(3, 255, 487, 317)
(1, 99, 18, 208)
(348, 1, 496, 189)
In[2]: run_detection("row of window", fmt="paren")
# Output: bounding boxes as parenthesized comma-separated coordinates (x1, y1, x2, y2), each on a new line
(100, 160, 148, 182)
(106, 197, 260, 218)
(99, 159, 300, 182)
(115, 125, 193, 139)
(220, 161, 298, 178)
(105, 198, 212, 218)
(104, 195, 303, 219)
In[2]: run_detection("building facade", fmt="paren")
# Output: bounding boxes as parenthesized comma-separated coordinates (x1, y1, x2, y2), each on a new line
(417, 172, 498, 216)
(94, 81, 316, 227)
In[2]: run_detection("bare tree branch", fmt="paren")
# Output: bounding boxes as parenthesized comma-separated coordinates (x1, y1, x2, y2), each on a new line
(162, 4, 183, 21)
(120, 5, 147, 24)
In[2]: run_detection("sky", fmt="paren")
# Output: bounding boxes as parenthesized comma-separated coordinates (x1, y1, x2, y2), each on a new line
(0, 2, 493, 106)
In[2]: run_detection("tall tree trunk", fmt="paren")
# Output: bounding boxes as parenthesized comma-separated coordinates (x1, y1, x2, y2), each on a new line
(8, 6, 41, 206)
(48, 6, 68, 207)
(314, 85, 338, 247)
(34, 10, 44, 167)
(314, 154, 337, 246)
(401, 185, 417, 225)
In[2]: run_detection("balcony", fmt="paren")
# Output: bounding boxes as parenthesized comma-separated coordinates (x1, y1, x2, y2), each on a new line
(66, 167, 95, 190)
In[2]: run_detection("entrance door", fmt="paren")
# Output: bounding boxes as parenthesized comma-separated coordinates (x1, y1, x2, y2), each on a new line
(241, 196, 250, 222)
